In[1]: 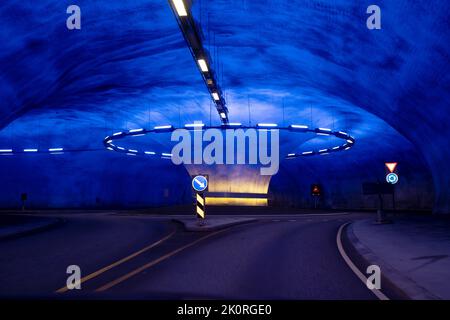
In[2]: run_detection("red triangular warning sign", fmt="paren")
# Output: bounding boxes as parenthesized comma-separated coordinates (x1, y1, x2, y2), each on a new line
(385, 162, 398, 173)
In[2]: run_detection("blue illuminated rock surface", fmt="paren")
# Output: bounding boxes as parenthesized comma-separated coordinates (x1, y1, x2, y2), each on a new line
(0, 1, 448, 212)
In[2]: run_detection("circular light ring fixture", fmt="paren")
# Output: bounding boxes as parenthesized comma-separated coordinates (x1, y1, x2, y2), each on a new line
(103, 124, 356, 160)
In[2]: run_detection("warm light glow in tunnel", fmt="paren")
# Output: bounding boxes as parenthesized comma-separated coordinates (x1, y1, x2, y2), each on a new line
(186, 165, 271, 206)
(206, 197, 268, 207)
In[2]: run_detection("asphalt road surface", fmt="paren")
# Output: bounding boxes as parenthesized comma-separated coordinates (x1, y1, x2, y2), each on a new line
(0, 211, 377, 300)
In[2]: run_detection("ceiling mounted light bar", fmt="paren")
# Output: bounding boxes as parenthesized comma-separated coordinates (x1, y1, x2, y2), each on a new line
(289, 124, 309, 131)
(257, 123, 278, 128)
(185, 123, 205, 128)
(154, 125, 174, 132)
(316, 127, 333, 136)
(168, 0, 229, 123)
(221, 122, 242, 128)
(197, 59, 209, 72)
(129, 128, 144, 133)
(172, 0, 188, 17)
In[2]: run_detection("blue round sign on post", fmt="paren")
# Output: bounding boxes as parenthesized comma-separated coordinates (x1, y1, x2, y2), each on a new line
(192, 175, 208, 192)
(386, 173, 399, 185)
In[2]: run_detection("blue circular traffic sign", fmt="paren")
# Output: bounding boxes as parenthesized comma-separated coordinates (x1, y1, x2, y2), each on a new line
(386, 173, 399, 185)
(192, 175, 208, 192)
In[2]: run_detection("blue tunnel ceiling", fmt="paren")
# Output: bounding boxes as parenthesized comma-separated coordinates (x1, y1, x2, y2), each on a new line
(0, 1, 448, 212)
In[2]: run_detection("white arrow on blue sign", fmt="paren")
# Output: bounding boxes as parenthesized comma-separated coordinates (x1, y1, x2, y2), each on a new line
(192, 175, 208, 192)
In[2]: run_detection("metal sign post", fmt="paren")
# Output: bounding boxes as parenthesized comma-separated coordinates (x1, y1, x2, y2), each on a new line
(362, 182, 393, 224)
(377, 190, 386, 224)
(192, 175, 208, 225)
(385, 162, 399, 214)
(21, 193, 27, 211)
(311, 184, 321, 209)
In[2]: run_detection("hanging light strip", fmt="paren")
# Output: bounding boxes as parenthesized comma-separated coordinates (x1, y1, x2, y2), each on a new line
(168, 0, 229, 123)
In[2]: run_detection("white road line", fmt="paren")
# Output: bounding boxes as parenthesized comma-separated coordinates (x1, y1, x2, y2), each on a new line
(336, 222, 390, 300)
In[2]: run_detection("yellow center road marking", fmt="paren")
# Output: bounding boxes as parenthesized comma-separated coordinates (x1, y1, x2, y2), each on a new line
(336, 223, 390, 300)
(55, 229, 176, 293)
(95, 228, 229, 292)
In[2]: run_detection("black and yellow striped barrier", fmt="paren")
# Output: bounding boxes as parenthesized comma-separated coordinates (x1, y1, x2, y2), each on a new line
(196, 193, 206, 219)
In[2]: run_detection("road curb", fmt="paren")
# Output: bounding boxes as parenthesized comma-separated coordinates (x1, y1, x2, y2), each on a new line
(343, 221, 440, 300)
(172, 218, 257, 232)
(0, 217, 65, 241)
